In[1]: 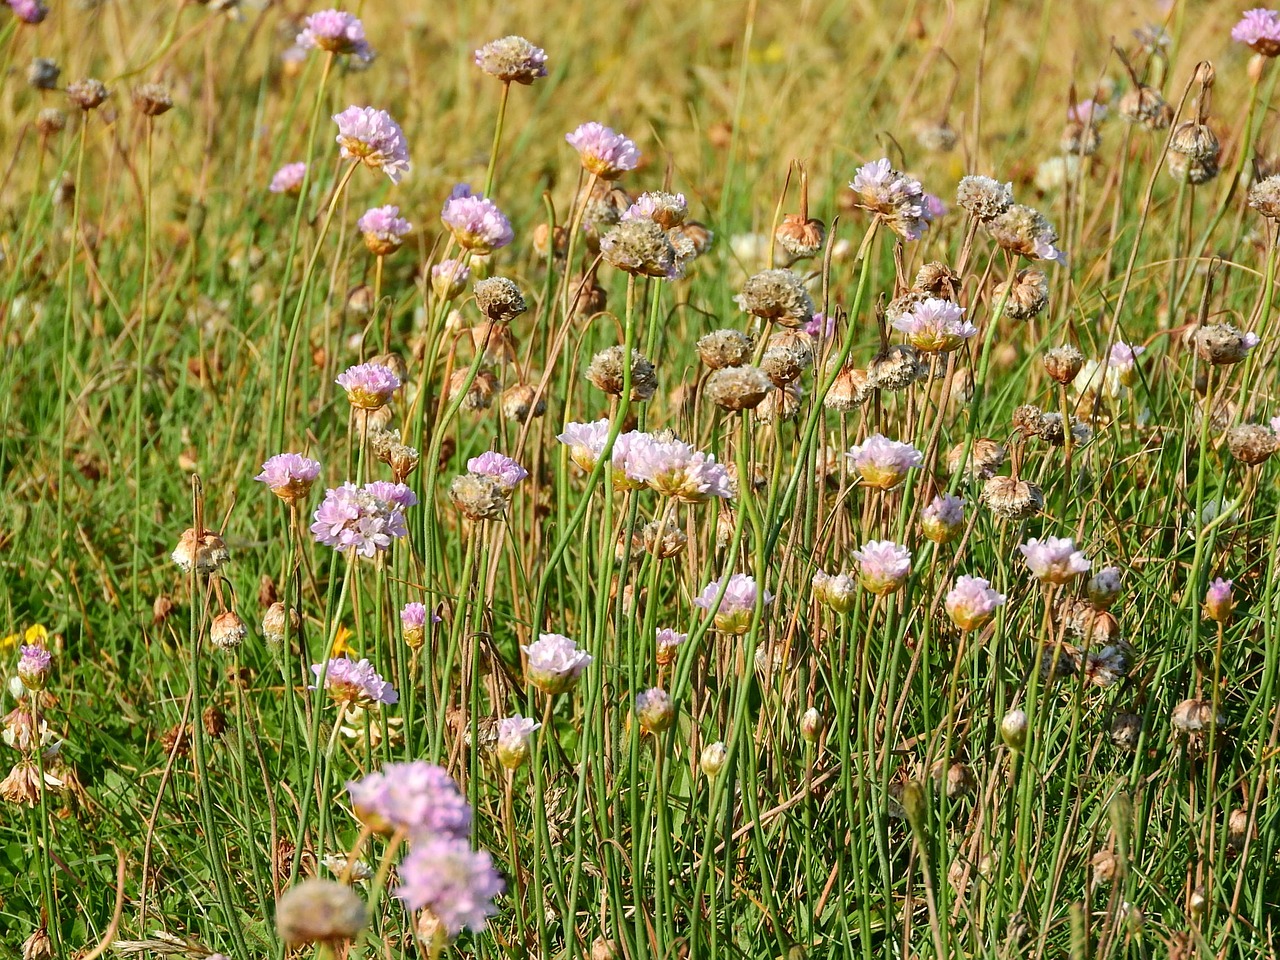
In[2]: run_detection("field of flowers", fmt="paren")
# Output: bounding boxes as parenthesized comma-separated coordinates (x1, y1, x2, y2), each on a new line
(3, 0, 1280, 957)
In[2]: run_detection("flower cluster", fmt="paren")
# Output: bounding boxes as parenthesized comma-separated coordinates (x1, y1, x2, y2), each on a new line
(310, 657, 398, 707)
(566, 122, 640, 179)
(333, 106, 411, 183)
(297, 10, 373, 61)
(694, 574, 772, 634)
(849, 158, 934, 240)
(310, 481, 415, 557)
(522, 633, 592, 694)
(440, 184, 514, 253)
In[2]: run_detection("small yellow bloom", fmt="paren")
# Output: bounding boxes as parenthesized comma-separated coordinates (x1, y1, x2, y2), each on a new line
(24, 625, 48, 644)
(0, 634, 18, 655)
(330, 625, 355, 658)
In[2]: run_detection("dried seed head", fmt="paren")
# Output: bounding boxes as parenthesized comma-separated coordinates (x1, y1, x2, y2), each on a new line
(586, 346, 657, 401)
(637, 520, 688, 559)
(27, 57, 58, 91)
(501, 383, 546, 421)
(599, 219, 676, 278)
(1193, 323, 1259, 365)
(1056, 597, 1122, 644)
(914, 120, 958, 153)
(1110, 711, 1142, 750)
(1170, 121, 1220, 162)
(370, 431, 421, 481)
(35, 109, 65, 136)
(824, 364, 873, 411)
(172, 527, 230, 574)
(775, 214, 825, 258)
(21, 928, 52, 960)
(1171, 698, 1222, 734)
(67, 78, 109, 111)
(1248, 174, 1280, 219)
(1043, 344, 1085, 384)
(705, 365, 773, 411)
(1061, 121, 1101, 156)
(981, 475, 1044, 520)
(670, 220, 714, 258)
(262, 601, 300, 643)
(867, 344, 924, 392)
(132, 82, 173, 116)
(986, 204, 1065, 263)
(473, 277, 526, 323)
(275, 879, 367, 945)
(448, 369, 498, 410)
(473, 35, 548, 85)
(1012, 403, 1045, 438)
(994, 268, 1049, 320)
(449, 473, 507, 521)
(210, 610, 247, 650)
(736, 269, 815, 328)
(1118, 85, 1172, 130)
(946, 438, 1006, 480)
(1168, 151, 1220, 185)
(1228, 808, 1252, 850)
(697, 329, 753, 369)
(955, 175, 1014, 222)
(913, 261, 960, 298)
(1226, 423, 1278, 465)
(753, 381, 803, 423)
(885, 290, 928, 325)
(760, 330, 815, 386)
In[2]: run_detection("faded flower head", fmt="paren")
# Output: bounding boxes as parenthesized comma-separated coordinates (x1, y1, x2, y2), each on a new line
(357, 205, 411, 256)
(706, 365, 773, 412)
(1249, 174, 1280, 220)
(986, 203, 1066, 264)
(566, 122, 640, 179)
(1019, 536, 1090, 584)
(956, 175, 1014, 222)
(311, 657, 398, 707)
(1194, 323, 1259, 366)
(736, 269, 815, 327)
(1088, 567, 1123, 610)
(845, 434, 923, 490)
(440, 184, 514, 253)
(171, 527, 230, 574)
(812, 569, 857, 614)
(921, 494, 965, 543)
(269, 162, 307, 195)
(945, 576, 1006, 631)
(336, 362, 400, 410)
(849, 158, 932, 240)
(396, 837, 504, 937)
(276, 879, 367, 945)
(1233, 8, 1280, 56)
(67, 78, 109, 111)
(1118, 84, 1172, 130)
(1226, 423, 1278, 465)
(891, 297, 977, 353)
(467, 451, 528, 492)
(1043, 344, 1085, 384)
(347, 760, 470, 837)
(586, 346, 658, 401)
(449, 474, 507, 522)
(697, 329, 753, 369)
(297, 10, 373, 61)
(310, 482, 412, 557)
(851, 540, 912, 595)
(522, 633, 592, 695)
(981, 475, 1044, 520)
(694, 574, 772, 635)
(474, 35, 548, 84)
(209, 611, 247, 651)
(132, 83, 173, 117)
(995, 269, 1049, 320)
(600, 218, 677, 278)
(655, 628, 687, 666)
(333, 106, 411, 183)
(256, 453, 322, 506)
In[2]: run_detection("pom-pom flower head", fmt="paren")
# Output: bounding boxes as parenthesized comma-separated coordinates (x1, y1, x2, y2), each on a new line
(474, 35, 548, 84)
(395, 837, 504, 938)
(891, 297, 977, 353)
(623, 438, 733, 503)
(467, 451, 528, 493)
(522, 633, 592, 695)
(849, 158, 933, 240)
(357, 205, 411, 256)
(269, 162, 307, 195)
(17, 644, 51, 690)
(945, 576, 1006, 631)
(255, 453, 322, 506)
(851, 540, 912, 595)
(7, 0, 48, 23)
(1019, 536, 1090, 584)
(440, 184, 514, 253)
(333, 106, 411, 183)
(310, 482, 412, 557)
(1233, 8, 1280, 56)
(336, 362, 400, 410)
(495, 715, 540, 768)
(845, 434, 924, 490)
(297, 10, 373, 61)
(1204, 577, 1234, 624)
(566, 122, 640, 179)
(655, 628, 687, 666)
(347, 760, 470, 837)
(311, 657, 398, 707)
(694, 574, 772, 635)
(921, 494, 965, 543)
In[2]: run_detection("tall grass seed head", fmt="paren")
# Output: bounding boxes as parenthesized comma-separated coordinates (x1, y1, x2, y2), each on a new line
(522, 633, 592, 694)
(255, 452, 322, 506)
(981, 475, 1044, 520)
(395, 837, 504, 936)
(171, 527, 230, 573)
(636, 687, 675, 733)
(1226, 423, 1278, 465)
(311, 657, 398, 707)
(851, 540, 912, 595)
(812, 569, 857, 613)
(275, 879, 367, 945)
(736, 268, 815, 327)
(261, 602, 299, 643)
(586, 345, 657, 401)
(473, 35, 548, 84)
(891, 296, 977, 352)
(336, 362, 400, 410)
(1019, 536, 1090, 583)
(697, 329, 753, 369)
(955, 175, 1013, 222)
(1232, 8, 1280, 56)
(566, 121, 640, 179)
(67, 77, 109, 111)
(347, 760, 470, 837)
(297, 10, 373, 60)
(333, 106, 411, 183)
(845, 434, 923, 490)
(694, 573, 772, 635)
(945, 575, 1006, 631)
(495, 715, 540, 768)
(921, 493, 965, 543)
(599, 218, 676, 278)
(132, 83, 173, 116)
(209, 610, 247, 650)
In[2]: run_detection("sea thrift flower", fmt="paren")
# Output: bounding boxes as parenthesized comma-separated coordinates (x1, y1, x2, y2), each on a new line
(440, 184, 514, 253)
(16, 645, 51, 690)
(845, 434, 924, 490)
(430, 258, 471, 300)
(921, 494, 965, 543)
(851, 540, 912, 595)
(495, 715, 540, 769)
(522, 633, 592, 695)
(7, 0, 47, 24)
(945, 576, 1006, 631)
(694, 574, 773, 635)
(336, 362, 400, 410)
(347, 761, 470, 837)
(171, 527, 230, 573)
(1204, 578, 1234, 624)
(565, 122, 640, 179)
(1233, 8, 1280, 56)
(333, 106, 411, 183)
(66, 78, 109, 111)
(311, 657, 398, 707)
(1019, 536, 1091, 584)
(812, 569, 857, 613)
(473, 35, 547, 84)
(891, 297, 977, 353)
(362, 481, 418, 510)
(297, 10, 373, 60)
(467, 452, 528, 492)
(986, 203, 1066, 264)
(132, 83, 173, 117)
(804, 312, 836, 338)
(635, 688, 675, 733)
(736, 269, 815, 327)
(1194, 323, 1259, 365)
(310, 482, 411, 557)
(210, 611, 248, 650)
(849, 158, 932, 240)
(396, 837, 504, 937)
(449, 474, 507, 521)
(400, 602, 436, 648)
(357, 205, 411, 256)
(600, 219, 677, 278)
(956, 175, 1013, 222)
(557, 419, 612, 471)
(1107, 342, 1144, 386)
(269, 163, 307, 196)
(624, 439, 733, 502)
(255, 453, 322, 506)
(474, 277, 527, 322)
(275, 879, 367, 945)
(622, 191, 688, 229)
(655, 628, 687, 666)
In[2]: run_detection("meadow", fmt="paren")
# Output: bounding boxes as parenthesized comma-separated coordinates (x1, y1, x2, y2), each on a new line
(2, 0, 1280, 957)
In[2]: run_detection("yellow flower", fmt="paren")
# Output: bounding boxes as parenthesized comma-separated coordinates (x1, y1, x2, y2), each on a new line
(330, 625, 355, 658)
(0, 634, 18, 655)
(24, 625, 48, 644)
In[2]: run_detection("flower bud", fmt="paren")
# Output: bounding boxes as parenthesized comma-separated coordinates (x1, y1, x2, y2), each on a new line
(1000, 709, 1028, 751)
(636, 687, 675, 734)
(700, 741, 727, 777)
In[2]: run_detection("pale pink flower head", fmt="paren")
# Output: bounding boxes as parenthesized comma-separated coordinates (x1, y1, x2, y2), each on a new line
(1233, 8, 1280, 55)
(1067, 100, 1108, 125)
(357, 205, 411, 256)
(624, 438, 733, 503)
(1270, 413, 1280, 437)
(309, 482, 411, 557)
(1107, 341, 1145, 386)
(851, 540, 912, 595)
(467, 451, 528, 493)
(849, 158, 932, 240)
(944, 575, 1006, 631)
(635, 687, 675, 733)
(803, 312, 836, 338)
(1204, 577, 1235, 623)
(310, 657, 398, 706)
(400, 601, 438, 646)
(336, 362, 400, 410)
(333, 106, 411, 183)
(431, 258, 472, 301)
(557, 419, 612, 472)
(921, 494, 965, 544)
(396, 837, 504, 936)
(255, 453, 322, 506)
(297, 10, 373, 61)
(566, 122, 640, 179)
(440, 184, 514, 253)
(7, 0, 47, 24)
(17, 644, 51, 690)
(521, 633, 592, 695)
(474, 35, 548, 84)
(1019, 536, 1091, 584)
(495, 714, 540, 768)
(609, 431, 655, 491)
(924, 193, 949, 220)
(845, 434, 924, 490)
(269, 162, 307, 195)
(347, 760, 470, 838)
(694, 574, 773, 635)
(655, 628, 687, 666)
(362, 480, 419, 510)
(622, 191, 688, 229)
(812, 569, 857, 613)
(891, 297, 977, 353)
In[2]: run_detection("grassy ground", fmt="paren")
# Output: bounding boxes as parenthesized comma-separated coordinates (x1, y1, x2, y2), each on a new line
(2, 0, 1280, 957)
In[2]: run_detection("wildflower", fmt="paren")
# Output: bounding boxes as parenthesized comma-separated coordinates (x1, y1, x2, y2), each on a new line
(336, 362, 400, 410)
(1088, 567, 1123, 610)
(262, 602, 299, 644)
(845, 434, 923, 490)
(812, 569, 857, 613)
(585, 346, 658, 401)
(1000, 709, 1028, 750)
(467, 451, 528, 492)
(473, 35, 547, 84)
(209, 611, 247, 650)
(623, 191, 688, 229)
(1171, 698, 1223, 733)
(866, 344, 925, 391)
(921, 494, 965, 544)
(945, 576, 1006, 631)
(357, 205, 411, 256)
(311, 657, 398, 707)
(310, 482, 411, 557)
(66, 78, 109, 111)
(892, 297, 977, 353)
(16, 645, 50, 690)
(636, 688, 675, 734)
(1106, 342, 1144, 386)
(697, 329, 753, 369)
(1204, 577, 1234, 624)
(849, 158, 932, 240)
(255, 453, 322, 506)
(473, 277, 526, 322)
(440, 184, 513, 253)
(1019, 536, 1090, 584)
(495, 715, 540, 769)
(27, 57, 57, 90)
(851, 540, 912, 595)
(1043, 345, 1085, 384)
(132, 83, 173, 117)
(566, 122, 640, 179)
(655, 628, 687, 666)
(449, 474, 507, 521)
(396, 837, 504, 937)
(956, 175, 1014, 222)
(694, 574, 772, 635)
(171, 527, 230, 573)
(804, 312, 837, 338)
(1068, 99, 1107, 125)
(556, 419, 612, 471)
(700, 741, 728, 776)
(269, 162, 307, 196)
(333, 106, 411, 183)
(522, 633, 591, 695)
(986, 204, 1066, 264)
(1227, 423, 1278, 465)
(7, 0, 47, 23)
(347, 760, 470, 837)
(825, 364, 873, 410)
(625, 439, 732, 502)
(600, 219, 676, 278)
(1249, 174, 1280, 219)
(706, 365, 773, 411)
(1194, 323, 1259, 365)
(1232, 8, 1280, 56)
(275, 879, 368, 945)
(400, 602, 436, 648)
(297, 10, 372, 60)
(736, 269, 815, 327)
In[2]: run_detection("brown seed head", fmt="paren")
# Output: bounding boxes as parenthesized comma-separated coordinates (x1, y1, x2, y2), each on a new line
(697, 329, 753, 369)
(705, 365, 773, 411)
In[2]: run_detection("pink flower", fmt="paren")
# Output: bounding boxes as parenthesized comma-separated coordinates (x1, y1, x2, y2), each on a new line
(623, 438, 732, 502)
(944, 575, 1006, 631)
(296, 10, 373, 61)
(7, 0, 47, 24)
(255, 453, 322, 505)
(269, 162, 307, 195)
(849, 158, 932, 240)
(495, 714, 540, 768)
(851, 540, 912, 595)
(467, 451, 528, 492)
(845, 434, 923, 490)
(1270, 414, 1280, 437)
(556, 419, 612, 471)
(362, 480, 419, 509)
(655, 628, 687, 665)
(440, 184, 514, 253)
(924, 193, 949, 220)
(803, 312, 836, 338)
(1232, 8, 1280, 55)
(347, 760, 469, 837)
(309, 482, 411, 557)
(333, 106, 411, 183)
(1019, 536, 1090, 583)
(1107, 341, 1144, 386)
(335, 362, 400, 410)
(1067, 100, 1108, 125)
(566, 122, 640, 179)
(1204, 577, 1234, 623)
(622, 191, 688, 229)
(521, 633, 591, 695)
(812, 569, 857, 613)
(310, 657, 398, 706)
(891, 297, 977, 353)
(921, 494, 965, 543)
(396, 837, 504, 936)
(357, 205, 411, 255)
(694, 574, 772, 635)
(430, 258, 472, 300)
(17, 644, 51, 689)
